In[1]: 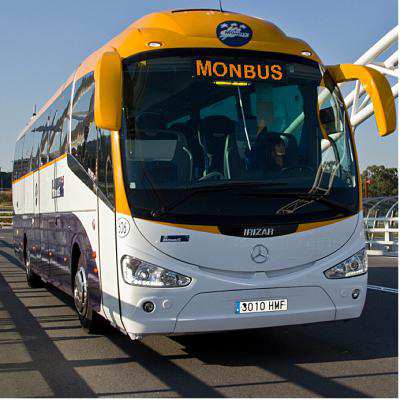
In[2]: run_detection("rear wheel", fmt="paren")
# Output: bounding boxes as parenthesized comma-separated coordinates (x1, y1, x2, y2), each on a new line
(25, 248, 42, 288)
(73, 254, 103, 333)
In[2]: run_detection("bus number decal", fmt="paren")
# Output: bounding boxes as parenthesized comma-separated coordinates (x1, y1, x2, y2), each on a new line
(117, 217, 130, 238)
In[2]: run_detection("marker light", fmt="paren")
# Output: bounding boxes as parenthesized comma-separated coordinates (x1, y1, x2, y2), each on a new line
(148, 41, 162, 47)
(214, 81, 251, 86)
(324, 249, 368, 279)
(301, 51, 312, 57)
(121, 255, 191, 287)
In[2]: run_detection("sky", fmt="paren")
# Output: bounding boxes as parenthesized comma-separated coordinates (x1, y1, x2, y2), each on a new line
(0, 0, 397, 172)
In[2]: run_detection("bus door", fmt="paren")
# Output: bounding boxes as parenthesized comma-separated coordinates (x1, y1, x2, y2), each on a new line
(96, 129, 124, 328)
(32, 131, 41, 271)
(38, 125, 51, 280)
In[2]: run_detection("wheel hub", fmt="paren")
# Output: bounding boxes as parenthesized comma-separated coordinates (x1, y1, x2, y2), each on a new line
(74, 269, 88, 315)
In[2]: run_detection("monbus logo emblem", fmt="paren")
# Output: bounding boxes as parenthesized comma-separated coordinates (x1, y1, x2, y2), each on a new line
(216, 21, 253, 47)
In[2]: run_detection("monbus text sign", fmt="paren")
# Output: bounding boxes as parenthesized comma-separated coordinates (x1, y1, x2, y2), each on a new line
(194, 59, 285, 82)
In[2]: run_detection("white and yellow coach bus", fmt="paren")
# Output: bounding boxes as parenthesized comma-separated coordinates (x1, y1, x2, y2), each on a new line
(12, 9, 395, 339)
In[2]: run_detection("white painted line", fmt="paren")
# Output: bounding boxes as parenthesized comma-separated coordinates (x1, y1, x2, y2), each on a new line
(367, 285, 398, 294)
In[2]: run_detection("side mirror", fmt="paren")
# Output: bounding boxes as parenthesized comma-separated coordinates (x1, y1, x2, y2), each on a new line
(94, 51, 123, 131)
(326, 64, 396, 136)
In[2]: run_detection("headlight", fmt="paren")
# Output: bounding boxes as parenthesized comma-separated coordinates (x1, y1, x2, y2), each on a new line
(121, 255, 192, 287)
(324, 248, 368, 279)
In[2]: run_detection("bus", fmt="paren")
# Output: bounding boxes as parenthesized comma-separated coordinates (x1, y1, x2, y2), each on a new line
(12, 9, 395, 339)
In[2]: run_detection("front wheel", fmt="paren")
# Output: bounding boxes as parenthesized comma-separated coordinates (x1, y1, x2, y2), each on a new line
(25, 248, 42, 288)
(73, 254, 104, 333)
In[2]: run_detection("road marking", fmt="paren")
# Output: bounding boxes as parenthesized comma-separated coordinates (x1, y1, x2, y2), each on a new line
(367, 285, 398, 294)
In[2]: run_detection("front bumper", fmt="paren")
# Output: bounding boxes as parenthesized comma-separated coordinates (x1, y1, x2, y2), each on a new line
(120, 272, 367, 337)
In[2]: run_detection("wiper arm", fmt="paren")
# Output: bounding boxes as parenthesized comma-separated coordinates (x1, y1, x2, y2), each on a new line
(275, 191, 353, 215)
(151, 181, 284, 217)
(239, 190, 353, 215)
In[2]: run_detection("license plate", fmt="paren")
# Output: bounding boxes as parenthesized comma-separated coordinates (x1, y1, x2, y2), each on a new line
(235, 299, 288, 314)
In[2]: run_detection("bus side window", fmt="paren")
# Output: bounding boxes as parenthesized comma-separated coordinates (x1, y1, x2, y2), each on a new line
(22, 131, 34, 176)
(39, 121, 49, 166)
(71, 75, 94, 164)
(31, 124, 40, 171)
(98, 130, 115, 205)
(60, 85, 72, 155)
(47, 102, 60, 162)
(14, 138, 23, 180)
(83, 121, 97, 180)
(48, 97, 64, 162)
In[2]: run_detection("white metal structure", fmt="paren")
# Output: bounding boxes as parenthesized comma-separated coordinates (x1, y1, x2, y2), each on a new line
(364, 197, 398, 255)
(344, 26, 398, 129)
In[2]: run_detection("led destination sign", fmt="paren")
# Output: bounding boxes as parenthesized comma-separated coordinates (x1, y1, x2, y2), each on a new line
(195, 59, 285, 82)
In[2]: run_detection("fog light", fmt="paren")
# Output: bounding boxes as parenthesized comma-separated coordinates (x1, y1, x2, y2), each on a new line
(143, 301, 155, 313)
(352, 289, 360, 299)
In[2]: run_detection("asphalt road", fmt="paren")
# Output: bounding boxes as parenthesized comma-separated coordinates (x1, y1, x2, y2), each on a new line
(0, 230, 397, 397)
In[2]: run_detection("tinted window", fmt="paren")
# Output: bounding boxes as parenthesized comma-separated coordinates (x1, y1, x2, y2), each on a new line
(13, 138, 23, 180)
(84, 122, 97, 179)
(22, 131, 34, 175)
(31, 123, 41, 171)
(38, 116, 49, 166)
(98, 130, 114, 205)
(71, 75, 94, 164)
(60, 85, 72, 154)
(48, 100, 62, 161)
(122, 53, 358, 224)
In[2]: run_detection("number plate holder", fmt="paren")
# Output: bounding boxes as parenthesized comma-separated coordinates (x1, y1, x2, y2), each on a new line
(235, 299, 288, 314)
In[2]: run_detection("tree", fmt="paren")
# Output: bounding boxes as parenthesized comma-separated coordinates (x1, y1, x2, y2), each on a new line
(361, 165, 398, 198)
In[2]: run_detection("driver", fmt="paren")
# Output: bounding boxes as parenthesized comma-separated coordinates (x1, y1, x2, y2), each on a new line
(267, 136, 288, 172)
(245, 135, 288, 174)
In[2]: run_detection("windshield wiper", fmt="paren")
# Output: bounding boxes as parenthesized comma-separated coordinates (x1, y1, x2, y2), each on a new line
(274, 191, 353, 215)
(239, 190, 353, 215)
(150, 181, 285, 217)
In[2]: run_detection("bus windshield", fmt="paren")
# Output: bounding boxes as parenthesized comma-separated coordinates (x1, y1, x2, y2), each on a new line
(122, 51, 358, 225)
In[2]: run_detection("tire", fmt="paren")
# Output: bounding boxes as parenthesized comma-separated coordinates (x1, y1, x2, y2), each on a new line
(25, 248, 43, 288)
(73, 254, 103, 333)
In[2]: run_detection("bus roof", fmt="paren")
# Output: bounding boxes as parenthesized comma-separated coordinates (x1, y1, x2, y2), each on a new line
(17, 9, 320, 141)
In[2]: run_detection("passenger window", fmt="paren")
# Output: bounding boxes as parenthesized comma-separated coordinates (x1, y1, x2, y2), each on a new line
(83, 122, 98, 180)
(60, 85, 72, 155)
(22, 131, 34, 175)
(98, 130, 114, 205)
(71, 75, 94, 164)
(13, 139, 23, 180)
(31, 124, 40, 171)
(48, 106, 60, 161)
(39, 119, 49, 166)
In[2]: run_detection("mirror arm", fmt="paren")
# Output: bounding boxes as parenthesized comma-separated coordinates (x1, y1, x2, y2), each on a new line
(326, 64, 396, 136)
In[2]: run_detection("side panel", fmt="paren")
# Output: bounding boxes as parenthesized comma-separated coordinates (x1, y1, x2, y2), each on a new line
(53, 155, 99, 293)
(38, 160, 54, 278)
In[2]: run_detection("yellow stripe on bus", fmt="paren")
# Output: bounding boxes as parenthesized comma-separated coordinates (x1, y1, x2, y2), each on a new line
(138, 215, 350, 236)
(12, 153, 67, 185)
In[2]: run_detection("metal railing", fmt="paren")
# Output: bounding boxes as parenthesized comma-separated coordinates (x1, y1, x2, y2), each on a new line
(0, 206, 13, 229)
(364, 197, 398, 256)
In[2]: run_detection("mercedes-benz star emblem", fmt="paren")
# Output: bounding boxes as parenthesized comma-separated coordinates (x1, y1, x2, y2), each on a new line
(250, 244, 269, 263)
